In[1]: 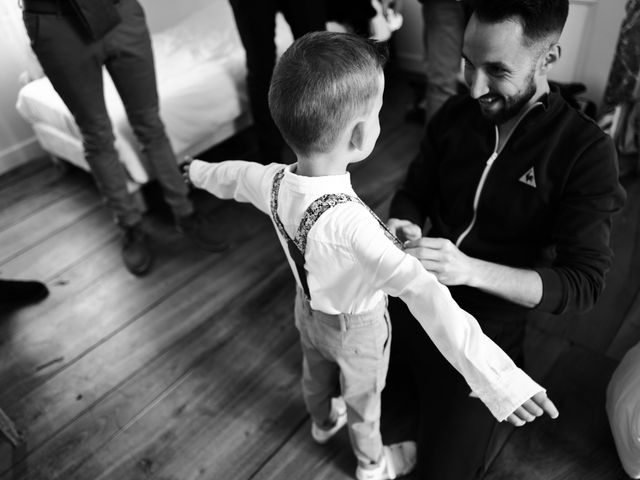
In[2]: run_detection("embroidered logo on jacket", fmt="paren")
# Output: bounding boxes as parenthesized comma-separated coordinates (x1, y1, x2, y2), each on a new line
(519, 167, 537, 188)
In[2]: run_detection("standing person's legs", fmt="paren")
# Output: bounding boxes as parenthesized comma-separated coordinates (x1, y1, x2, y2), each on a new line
(280, 0, 327, 39)
(23, 11, 141, 228)
(294, 289, 388, 465)
(324, 0, 374, 37)
(22, 9, 152, 274)
(422, 0, 466, 124)
(295, 290, 343, 429)
(104, 0, 191, 218)
(105, 0, 228, 252)
(338, 309, 390, 469)
(229, 0, 283, 164)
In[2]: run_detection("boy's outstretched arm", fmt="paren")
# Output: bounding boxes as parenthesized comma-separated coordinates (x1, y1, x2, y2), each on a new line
(346, 212, 559, 423)
(187, 159, 284, 214)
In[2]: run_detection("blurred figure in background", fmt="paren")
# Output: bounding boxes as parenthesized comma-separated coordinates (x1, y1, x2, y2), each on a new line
(419, 0, 471, 123)
(21, 0, 227, 276)
(229, 0, 327, 164)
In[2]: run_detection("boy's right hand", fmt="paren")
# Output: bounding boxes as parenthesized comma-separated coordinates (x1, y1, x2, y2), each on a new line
(387, 218, 422, 244)
(505, 391, 559, 427)
(181, 155, 195, 187)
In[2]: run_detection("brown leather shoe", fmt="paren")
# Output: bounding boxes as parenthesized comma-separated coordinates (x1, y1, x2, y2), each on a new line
(121, 224, 152, 276)
(176, 212, 228, 252)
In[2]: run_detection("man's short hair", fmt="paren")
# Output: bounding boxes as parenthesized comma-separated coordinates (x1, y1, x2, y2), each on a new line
(471, 0, 569, 45)
(268, 31, 387, 156)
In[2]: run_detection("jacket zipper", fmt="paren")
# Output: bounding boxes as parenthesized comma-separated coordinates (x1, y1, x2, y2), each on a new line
(454, 101, 544, 248)
(455, 126, 499, 247)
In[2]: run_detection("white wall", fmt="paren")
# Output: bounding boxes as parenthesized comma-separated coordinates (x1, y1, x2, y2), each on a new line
(0, 1, 45, 176)
(394, 0, 627, 108)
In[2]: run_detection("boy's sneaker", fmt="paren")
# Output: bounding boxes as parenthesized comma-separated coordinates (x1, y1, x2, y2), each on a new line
(355, 442, 417, 480)
(311, 397, 347, 444)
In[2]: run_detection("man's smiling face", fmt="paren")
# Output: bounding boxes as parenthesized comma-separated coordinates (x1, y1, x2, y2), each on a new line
(462, 15, 542, 124)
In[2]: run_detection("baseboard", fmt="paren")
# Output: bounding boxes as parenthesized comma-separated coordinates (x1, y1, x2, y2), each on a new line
(0, 137, 45, 176)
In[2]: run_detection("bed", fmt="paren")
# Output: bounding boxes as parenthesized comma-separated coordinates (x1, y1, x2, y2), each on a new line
(15, 0, 294, 189)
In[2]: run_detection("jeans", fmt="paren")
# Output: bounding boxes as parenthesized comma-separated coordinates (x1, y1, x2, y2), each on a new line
(422, 0, 469, 123)
(23, 0, 192, 227)
(228, 0, 326, 163)
(294, 289, 391, 468)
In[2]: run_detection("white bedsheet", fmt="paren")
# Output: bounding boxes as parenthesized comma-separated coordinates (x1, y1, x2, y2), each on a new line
(16, 0, 293, 184)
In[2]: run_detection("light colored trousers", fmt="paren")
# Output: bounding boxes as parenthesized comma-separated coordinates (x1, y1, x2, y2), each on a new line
(294, 288, 391, 467)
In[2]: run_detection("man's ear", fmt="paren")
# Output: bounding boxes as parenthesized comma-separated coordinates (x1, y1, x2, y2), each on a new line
(539, 43, 561, 74)
(349, 120, 366, 151)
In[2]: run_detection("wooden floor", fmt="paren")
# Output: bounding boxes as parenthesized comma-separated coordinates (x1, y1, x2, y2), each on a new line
(1, 69, 639, 480)
(0, 70, 424, 480)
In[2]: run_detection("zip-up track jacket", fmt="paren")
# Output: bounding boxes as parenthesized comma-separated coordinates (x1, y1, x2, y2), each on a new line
(390, 88, 626, 322)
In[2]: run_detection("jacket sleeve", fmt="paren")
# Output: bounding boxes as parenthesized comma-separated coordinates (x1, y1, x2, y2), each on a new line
(189, 160, 282, 215)
(345, 209, 544, 421)
(533, 135, 626, 314)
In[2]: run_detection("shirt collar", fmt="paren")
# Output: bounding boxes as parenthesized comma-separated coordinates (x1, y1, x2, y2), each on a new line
(283, 163, 353, 194)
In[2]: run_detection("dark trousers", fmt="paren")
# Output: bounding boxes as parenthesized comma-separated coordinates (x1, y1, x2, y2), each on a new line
(23, 0, 192, 227)
(388, 296, 525, 479)
(228, 0, 326, 163)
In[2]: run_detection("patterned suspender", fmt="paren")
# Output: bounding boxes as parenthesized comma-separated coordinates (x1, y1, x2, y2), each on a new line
(270, 168, 403, 300)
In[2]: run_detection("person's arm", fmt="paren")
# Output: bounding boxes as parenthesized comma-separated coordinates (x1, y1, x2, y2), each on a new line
(399, 132, 625, 312)
(188, 159, 282, 214)
(403, 237, 543, 308)
(343, 207, 558, 423)
(532, 137, 626, 314)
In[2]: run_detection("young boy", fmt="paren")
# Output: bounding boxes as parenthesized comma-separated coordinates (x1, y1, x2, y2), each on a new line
(184, 32, 558, 480)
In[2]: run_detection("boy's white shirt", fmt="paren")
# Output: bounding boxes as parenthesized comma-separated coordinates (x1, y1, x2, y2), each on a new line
(190, 159, 544, 422)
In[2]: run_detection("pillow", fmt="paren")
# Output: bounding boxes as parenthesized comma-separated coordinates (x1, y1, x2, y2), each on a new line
(607, 340, 640, 479)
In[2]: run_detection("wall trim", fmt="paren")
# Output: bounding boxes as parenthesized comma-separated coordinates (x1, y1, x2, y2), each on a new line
(0, 136, 44, 176)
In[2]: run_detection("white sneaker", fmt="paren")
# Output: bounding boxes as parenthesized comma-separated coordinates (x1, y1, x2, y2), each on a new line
(311, 397, 347, 444)
(355, 442, 417, 480)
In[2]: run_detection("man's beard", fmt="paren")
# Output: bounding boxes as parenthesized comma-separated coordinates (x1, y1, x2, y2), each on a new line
(477, 74, 537, 124)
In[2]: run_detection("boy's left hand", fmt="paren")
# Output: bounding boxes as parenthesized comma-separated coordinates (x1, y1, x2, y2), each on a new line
(181, 155, 195, 187)
(505, 391, 559, 427)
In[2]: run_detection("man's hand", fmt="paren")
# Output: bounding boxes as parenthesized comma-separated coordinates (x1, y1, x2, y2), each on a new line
(403, 237, 473, 286)
(181, 155, 194, 187)
(505, 391, 559, 427)
(387, 218, 422, 243)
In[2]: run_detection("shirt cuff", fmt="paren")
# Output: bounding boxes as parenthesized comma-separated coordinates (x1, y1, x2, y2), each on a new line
(473, 367, 545, 422)
(188, 159, 210, 189)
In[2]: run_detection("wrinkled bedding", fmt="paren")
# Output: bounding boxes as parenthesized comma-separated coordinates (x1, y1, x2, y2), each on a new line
(16, 0, 293, 184)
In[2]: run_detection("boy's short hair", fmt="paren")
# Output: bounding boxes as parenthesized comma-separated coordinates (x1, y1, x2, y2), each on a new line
(471, 0, 569, 46)
(268, 31, 388, 156)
